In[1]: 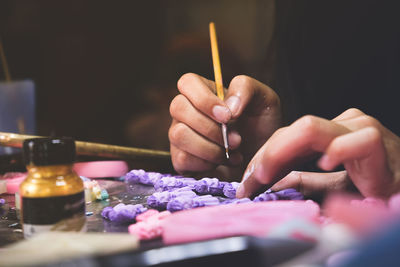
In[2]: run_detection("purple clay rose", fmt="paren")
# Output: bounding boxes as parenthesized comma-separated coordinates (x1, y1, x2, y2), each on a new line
(194, 179, 208, 194)
(192, 195, 220, 208)
(170, 189, 197, 199)
(0, 198, 5, 206)
(140, 172, 163, 186)
(147, 191, 173, 209)
(275, 188, 304, 200)
(194, 178, 221, 195)
(222, 198, 252, 205)
(101, 206, 114, 219)
(254, 192, 279, 202)
(154, 176, 185, 191)
(167, 196, 194, 212)
(223, 182, 240, 199)
(125, 169, 147, 184)
(169, 186, 193, 193)
(102, 203, 147, 223)
(209, 181, 227, 196)
(180, 177, 197, 189)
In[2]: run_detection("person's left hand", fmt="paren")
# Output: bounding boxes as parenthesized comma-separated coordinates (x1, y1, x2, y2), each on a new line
(236, 108, 400, 199)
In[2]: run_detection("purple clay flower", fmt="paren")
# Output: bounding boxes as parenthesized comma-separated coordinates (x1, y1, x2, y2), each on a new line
(194, 178, 221, 195)
(223, 182, 240, 198)
(147, 191, 173, 209)
(209, 181, 227, 196)
(101, 206, 114, 219)
(154, 176, 185, 191)
(275, 188, 304, 200)
(180, 177, 197, 189)
(125, 169, 147, 184)
(170, 189, 197, 199)
(192, 195, 220, 208)
(167, 196, 194, 212)
(140, 172, 162, 185)
(222, 198, 252, 205)
(102, 203, 147, 223)
(254, 192, 279, 202)
(169, 186, 193, 193)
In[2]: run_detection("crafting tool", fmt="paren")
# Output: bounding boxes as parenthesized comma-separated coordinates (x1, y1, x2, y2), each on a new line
(0, 131, 170, 160)
(209, 22, 229, 159)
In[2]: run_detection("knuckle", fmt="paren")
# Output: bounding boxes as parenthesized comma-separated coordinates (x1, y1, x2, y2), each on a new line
(345, 108, 364, 117)
(364, 126, 382, 144)
(177, 73, 197, 93)
(329, 139, 347, 158)
(169, 94, 187, 117)
(168, 122, 187, 145)
(359, 115, 381, 128)
(230, 75, 252, 89)
(296, 115, 320, 133)
(173, 150, 190, 171)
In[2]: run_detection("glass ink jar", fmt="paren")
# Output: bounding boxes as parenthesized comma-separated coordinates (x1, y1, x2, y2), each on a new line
(19, 137, 86, 238)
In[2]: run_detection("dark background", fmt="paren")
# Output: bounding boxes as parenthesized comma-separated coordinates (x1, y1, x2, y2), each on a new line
(1, 0, 399, 153)
(0, 0, 274, 152)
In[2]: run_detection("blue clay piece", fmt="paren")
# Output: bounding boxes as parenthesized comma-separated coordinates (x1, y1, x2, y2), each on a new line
(100, 189, 109, 200)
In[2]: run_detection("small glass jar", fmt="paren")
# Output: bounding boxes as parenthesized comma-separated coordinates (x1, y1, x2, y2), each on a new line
(20, 137, 86, 238)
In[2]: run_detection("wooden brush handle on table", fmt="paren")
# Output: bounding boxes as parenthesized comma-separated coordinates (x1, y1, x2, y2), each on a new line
(0, 132, 170, 160)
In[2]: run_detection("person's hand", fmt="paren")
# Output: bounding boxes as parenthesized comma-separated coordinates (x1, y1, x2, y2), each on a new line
(237, 108, 400, 199)
(168, 73, 281, 179)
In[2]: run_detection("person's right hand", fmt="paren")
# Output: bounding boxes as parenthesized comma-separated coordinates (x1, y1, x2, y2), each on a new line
(168, 73, 281, 179)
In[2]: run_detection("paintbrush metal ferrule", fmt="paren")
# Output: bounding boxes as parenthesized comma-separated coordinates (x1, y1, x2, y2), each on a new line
(221, 123, 229, 159)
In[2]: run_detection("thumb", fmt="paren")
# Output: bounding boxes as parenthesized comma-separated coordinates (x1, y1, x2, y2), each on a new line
(225, 75, 279, 119)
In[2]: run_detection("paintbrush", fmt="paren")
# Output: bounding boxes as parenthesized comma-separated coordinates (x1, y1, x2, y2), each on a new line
(0, 131, 170, 160)
(209, 22, 229, 159)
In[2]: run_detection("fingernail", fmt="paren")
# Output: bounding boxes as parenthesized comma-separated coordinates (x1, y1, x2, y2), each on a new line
(236, 183, 245, 198)
(225, 95, 240, 116)
(212, 105, 231, 123)
(318, 154, 332, 170)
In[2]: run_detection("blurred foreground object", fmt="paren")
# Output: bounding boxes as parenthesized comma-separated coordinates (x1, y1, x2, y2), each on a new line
(0, 232, 138, 266)
(0, 80, 35, 155)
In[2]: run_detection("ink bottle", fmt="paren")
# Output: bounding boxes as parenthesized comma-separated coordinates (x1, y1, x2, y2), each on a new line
(20, 137, 86, 238)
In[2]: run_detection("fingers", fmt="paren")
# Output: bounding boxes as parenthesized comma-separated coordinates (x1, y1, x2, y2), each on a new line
(177, 73, 231, 123)
(236, 115, 350, 198)
(169, 120, 243, 169)
(270, 171, 348, 197)
(170, 144, 216, 173)
(170, 94, 241, 149)
(332, 108, 365, 121)
(224, 75, 280, 118)
(318, 127, 393, 198)
(169, 120, 227, 164)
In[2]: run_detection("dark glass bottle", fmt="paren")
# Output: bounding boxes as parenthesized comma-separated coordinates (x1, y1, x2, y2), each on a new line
(19, 137, 86, 238)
